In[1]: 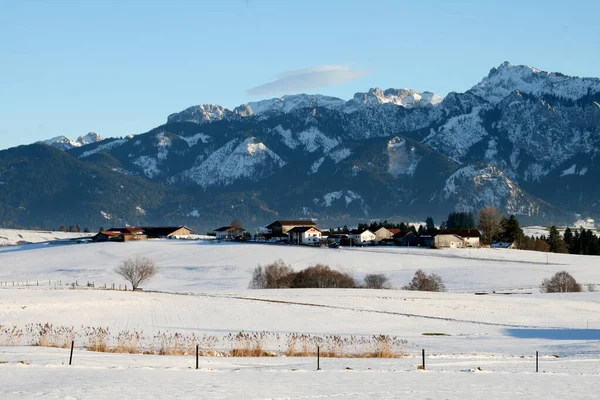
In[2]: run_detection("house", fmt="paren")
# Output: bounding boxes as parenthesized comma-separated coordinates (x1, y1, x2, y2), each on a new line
(264, 220, 316, 241)
(395, 232, 419, 247)
(439, 229, 481, 247)
(326, 233, 348, 244)
(348, 229, 376, 246)
(434, 233, 464, 249)
(93, 226, 193, 242)
(140, 226, 193, 238)
(374, 227, 401, 242)
(288, 226, 322, 245)
(213, 226, 246, 240)
(95, 227, 147, 242)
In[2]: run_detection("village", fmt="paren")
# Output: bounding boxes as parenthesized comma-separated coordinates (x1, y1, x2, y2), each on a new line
(91, 220, 487, 249)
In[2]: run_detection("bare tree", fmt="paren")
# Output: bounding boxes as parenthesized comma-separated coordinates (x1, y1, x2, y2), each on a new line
(478, 206, 501, 245)
(541, 271, 581, 293)
(115, 257, 157, 291)
(403, 269, 446, 292)
(364, 273, 392, 289)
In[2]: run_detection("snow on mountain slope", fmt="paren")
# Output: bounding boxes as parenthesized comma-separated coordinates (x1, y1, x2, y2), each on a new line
(386, 137, 421, 178)
(423, 107, 487, 161)
(43, 132, 104, 150)
(345, 88, 443, 111)
(166, 104, 230, 124)
(78, 138, 128, 158)
(443, 165, 540, 216)
(181, 137, 286, 188)
(240, 94, 346, 115)
(313, 190, 368, 215)
(297, 127, 339, 153)
(470, 61, 600, 104)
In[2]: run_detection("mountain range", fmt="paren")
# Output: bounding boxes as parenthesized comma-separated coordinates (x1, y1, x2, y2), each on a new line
(1, 61, 599, 231)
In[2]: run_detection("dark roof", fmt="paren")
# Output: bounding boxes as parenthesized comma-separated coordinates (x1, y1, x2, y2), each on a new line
(327, 233, 348, 238)
(214, 226, 245, 232)
(141, 226, 192, 237)
(265, 220, 316, 229)
(288, 226, 321, 234)
(438, 229, 481, 238)
(106, 227, 145, 234)
(349, 229, 371, 235)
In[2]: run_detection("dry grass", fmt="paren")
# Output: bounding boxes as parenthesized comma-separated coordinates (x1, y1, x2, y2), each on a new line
(0, 323, 407, 358)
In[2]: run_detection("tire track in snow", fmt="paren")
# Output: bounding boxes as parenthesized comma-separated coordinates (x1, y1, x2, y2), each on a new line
(147, 290, 568, 330)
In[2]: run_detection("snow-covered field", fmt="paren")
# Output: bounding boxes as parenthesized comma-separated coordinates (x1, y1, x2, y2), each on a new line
(0, 228, 92, 247)
(1, 238, 600, 398)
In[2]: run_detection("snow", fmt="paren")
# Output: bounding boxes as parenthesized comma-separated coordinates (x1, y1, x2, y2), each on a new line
(2, 239, 600, 397)
(181, 138, 286, 188)
(470, 61, 600, 104)
(78, 139, 128, 159)
(424, 107, 486, 161)
(329, 147, 352, 164)
(308, 156, 325, 175)
(560, 164, 577, 177)
(243, 94, 346, 115)
(0, 228, 90, 246)
(273, 125, 298, 149)
(2, 348, 599, 400)
(166, 104, 229, 124)
(100, 211, 112, 220)
(346, 88, 443, 110)
(132, 155, 161, 179)
(387, 137, 421, 178)
(42, 132, 104, 151)
(155, 133, 171, 161)
(296, 127, 339, 153)
(180, 132, 210, 147)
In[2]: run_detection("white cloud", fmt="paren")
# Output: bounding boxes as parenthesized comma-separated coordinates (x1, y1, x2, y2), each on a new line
(246, 65, 371, 96)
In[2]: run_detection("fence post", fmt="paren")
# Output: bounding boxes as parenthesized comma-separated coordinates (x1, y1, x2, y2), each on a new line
(69, 341, 74, 365)
(536, 351, 538, 373)
(317, 345, 321, 370)
(422, 349, 425, 370)
(196, 345, 199, 369)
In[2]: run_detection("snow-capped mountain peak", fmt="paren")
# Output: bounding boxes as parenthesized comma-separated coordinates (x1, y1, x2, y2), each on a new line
(43, 132, 104, 150)
(166, 104, 230, 124)
(237, 94, 346, 116)
(469, 61, 600, 104)
(347, 88, 443, 109)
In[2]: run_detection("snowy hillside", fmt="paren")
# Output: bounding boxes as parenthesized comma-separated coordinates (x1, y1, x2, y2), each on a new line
(0, 228, 91, 246)
(2, 240, 600, 398)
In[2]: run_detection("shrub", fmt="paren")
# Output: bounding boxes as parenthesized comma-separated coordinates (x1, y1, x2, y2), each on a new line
(248, 259, 296, 289)
(541, 271, 581, 293)
(403, 270, 445, 292)
(291, 264, 355, 288)
(115, 257, 157, 291)
(363, 274, 391, 289)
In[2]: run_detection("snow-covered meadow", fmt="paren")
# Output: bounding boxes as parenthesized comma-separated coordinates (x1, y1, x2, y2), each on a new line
(1, 238, 600, 398)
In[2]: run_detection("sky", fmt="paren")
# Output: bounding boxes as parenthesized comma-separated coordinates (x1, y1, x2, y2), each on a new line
(1, 0, 599, 150)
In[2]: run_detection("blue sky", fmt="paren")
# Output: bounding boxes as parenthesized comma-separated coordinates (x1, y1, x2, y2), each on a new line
(1, 0, 599, 149)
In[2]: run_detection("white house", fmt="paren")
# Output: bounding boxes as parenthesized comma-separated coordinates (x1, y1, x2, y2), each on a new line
(374, 227, 401, 242)
(348, 229, 376, 246)
(288, 226, 322, 245)
(434, 233, 464, 249)
(435, 229, 481, 248)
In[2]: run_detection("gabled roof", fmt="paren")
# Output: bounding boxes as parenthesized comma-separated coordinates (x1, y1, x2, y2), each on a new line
(439, 229, 481, 238)
(265, 220, 316, 229)
(288, 226, 321, 234)
(387, 228, 401, 235)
